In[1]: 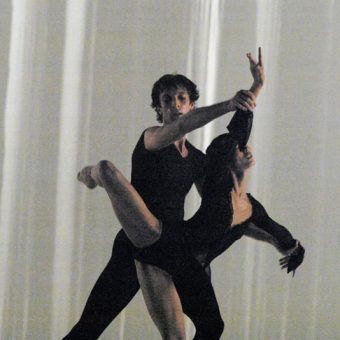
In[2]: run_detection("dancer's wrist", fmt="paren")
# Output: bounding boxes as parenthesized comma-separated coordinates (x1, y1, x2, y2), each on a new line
(250, 81, 263, 98)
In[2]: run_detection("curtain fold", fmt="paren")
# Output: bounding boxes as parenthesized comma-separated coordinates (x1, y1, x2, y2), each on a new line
(51, 1, 89, 336)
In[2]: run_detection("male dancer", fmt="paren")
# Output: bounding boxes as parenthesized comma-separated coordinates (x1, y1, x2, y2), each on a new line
(64, 49, 264, 339)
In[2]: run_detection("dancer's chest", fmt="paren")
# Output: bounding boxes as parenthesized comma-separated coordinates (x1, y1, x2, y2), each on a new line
(231, 193, 252, 227)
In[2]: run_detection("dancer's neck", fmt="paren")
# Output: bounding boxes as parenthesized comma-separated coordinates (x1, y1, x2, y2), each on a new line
(231, 171, 249, 198)
(174, 136, 188, 158)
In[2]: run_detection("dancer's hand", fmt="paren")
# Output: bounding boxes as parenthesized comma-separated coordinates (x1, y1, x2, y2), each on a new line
(279, 241, 305, 277)
(229, 90, 256, 112)
(247, 47, 265, 87)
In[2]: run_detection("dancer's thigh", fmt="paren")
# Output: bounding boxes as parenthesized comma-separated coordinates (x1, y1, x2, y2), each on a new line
(135, 261, 185, 340)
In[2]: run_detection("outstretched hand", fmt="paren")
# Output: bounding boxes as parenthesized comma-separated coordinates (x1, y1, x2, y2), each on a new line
(247, 47, 265, 87)
(279, 241, 305, 277)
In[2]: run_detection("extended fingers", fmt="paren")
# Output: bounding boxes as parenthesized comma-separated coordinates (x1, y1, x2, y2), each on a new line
(234, 99, 254, 111)
(247, 47, 263, 67)
(279, 256, 289, 264)
(246, 52, 257, 66)
(280, 261, 289, 268)
(279, 251, 302, 277)
(279, 256, 289, 270)
(238, 90, 256, 104)
(258, 47, 262, 66)
(243, 91, 256, 110)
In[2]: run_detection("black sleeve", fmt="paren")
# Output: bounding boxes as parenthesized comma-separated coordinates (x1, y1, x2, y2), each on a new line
(247, 195, 297, 253)
(227, 109, 253, 149)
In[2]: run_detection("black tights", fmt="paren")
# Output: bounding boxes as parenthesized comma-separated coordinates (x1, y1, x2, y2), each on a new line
(173, 260, 224, 340)
(63, 230, 223, 339)
(63, 231, 139, 339)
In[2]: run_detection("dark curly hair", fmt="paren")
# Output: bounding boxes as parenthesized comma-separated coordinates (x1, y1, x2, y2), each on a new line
(151, 74, 199, 122)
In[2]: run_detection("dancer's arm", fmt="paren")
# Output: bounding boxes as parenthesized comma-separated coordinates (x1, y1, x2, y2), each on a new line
(225, 47, 263, 147)
(245, 197, 296, 254)
(245, 197, 299, 253)
(245, 222, 298, 254)
(245, 197, 305, 275)
(145, 90, 256, 151)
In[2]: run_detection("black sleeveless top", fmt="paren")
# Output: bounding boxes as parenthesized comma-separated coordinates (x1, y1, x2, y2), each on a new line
(131, 131, 206, 222)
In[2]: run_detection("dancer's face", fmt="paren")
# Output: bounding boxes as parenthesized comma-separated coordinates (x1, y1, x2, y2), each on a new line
(159, 87, 194, 124)
(233, 145, 255, 171)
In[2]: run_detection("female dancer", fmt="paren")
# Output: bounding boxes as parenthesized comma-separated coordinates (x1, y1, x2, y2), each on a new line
(78, 110, 304, 339)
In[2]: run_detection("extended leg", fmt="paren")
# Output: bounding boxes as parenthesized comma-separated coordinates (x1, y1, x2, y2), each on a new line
(63, 230, 140, 339)
(134, 256, 224, 340)
(79, 160, 161, 248)
(135, 261, 186, 340)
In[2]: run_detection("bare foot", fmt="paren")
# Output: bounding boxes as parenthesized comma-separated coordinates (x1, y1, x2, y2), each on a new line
(77, 166, 97, 189)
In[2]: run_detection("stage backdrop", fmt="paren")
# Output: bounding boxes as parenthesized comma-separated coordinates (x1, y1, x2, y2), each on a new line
(1, 1, 339, 339)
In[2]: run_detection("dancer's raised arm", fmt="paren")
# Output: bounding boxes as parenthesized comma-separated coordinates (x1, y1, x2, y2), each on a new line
(145, 89, 256, 151)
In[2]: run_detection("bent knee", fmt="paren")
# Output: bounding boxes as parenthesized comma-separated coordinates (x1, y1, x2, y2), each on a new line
(132, 220, 162, 248)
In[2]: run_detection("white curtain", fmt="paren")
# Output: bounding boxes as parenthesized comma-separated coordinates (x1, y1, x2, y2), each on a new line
(1, 1, 339, 339)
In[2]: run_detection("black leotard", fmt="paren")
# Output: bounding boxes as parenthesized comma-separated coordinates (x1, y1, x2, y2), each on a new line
(131, 130, 206, 221)
(132, 111, 295, 270)
(132, 194, 296, 275)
